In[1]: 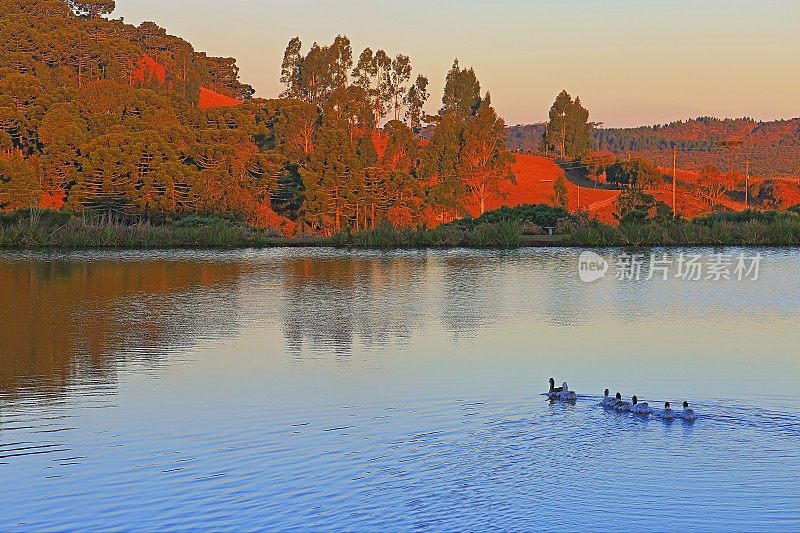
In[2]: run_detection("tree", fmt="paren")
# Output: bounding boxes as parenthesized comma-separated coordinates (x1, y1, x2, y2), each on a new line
(606, 158, 661, 189)
(693, 164, 735, 207)
(421, 113, 467, 221)
(439, 59, 482, 117)
(404, 74, 429, 133)
(279, 37, 303, 100)
(353, 47, 391, 127)
(613, 187, 671, 223)
(459, 104, 516, 214)
(552, 174, 568, 209)
(274, 101, 319, 160)
(545, 90, 592, 159)
(300, 126, 363, 233)
(580, 151, 616, 184)
(386, 54, 411, 121)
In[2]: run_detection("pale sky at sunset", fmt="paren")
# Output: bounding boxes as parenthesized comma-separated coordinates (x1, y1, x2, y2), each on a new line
(115, 0, 799, 128)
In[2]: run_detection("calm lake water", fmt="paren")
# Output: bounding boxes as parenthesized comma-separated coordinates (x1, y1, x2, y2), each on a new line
(1, 248, 799, 531)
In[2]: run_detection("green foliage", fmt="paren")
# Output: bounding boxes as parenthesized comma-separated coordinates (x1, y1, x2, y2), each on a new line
(694, 209, 797, 225)
(613, 188, 671, 223)
(552, 175, 569, 208)
(606, 158, 662, 188)
(439, 60, 483, 118)
(464, 204, 573, 229)
(564, 216, 800, 247)
(546, 90, 592, 159)
(332, 220, 521, 248)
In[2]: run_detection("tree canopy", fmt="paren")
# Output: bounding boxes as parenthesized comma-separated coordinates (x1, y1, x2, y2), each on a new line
(545, 90, 592, 159)
(0, 3, 516, 234)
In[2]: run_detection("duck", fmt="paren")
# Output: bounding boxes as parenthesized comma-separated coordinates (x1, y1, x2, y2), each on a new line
(601, 389, 616, 407)
(630, 395, 652, 415)
(614, 394, 631, 412)
(682, 401, 696, 421)
(559, 382, 577, 401)
(661, 402, 675, 420)
(608, 392, 624, 409)
(546, 377, 563, 399)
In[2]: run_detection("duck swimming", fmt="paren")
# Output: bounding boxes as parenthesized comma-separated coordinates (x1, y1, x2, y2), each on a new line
(614, 394, 631, 412)
(630, 395, 651, 415)
(559, 382, 577, 401)
(661, 402, 675, 420)
(546, 378, 564, 399)
(682, 401, 696, 421)
(601, 389, 615, 407)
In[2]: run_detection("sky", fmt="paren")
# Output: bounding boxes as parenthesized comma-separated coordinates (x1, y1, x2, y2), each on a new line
(115, 0, 799, 128)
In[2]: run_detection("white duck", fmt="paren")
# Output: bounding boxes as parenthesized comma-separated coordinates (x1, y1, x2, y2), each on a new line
(546, 377, 563, 399)
(630, 395, 652, 415)
(559, 382, 577, 401)
(661, 402, 675, 420)
(614, 394, 631, 412)
(601, 388, 616, 407)
(681, 401, 697, 421)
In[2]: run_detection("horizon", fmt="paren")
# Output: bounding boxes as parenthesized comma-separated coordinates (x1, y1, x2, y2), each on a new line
(114, 0, 800, 128)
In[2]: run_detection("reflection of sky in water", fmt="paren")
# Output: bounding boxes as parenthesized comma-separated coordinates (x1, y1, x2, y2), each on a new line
(1, 248, 799, 530)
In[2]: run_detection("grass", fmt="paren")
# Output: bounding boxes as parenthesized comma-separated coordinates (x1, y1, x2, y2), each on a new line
(332, 221, 525, 248)
(2, 207, 799, 249)
(0, 210, 330, 249)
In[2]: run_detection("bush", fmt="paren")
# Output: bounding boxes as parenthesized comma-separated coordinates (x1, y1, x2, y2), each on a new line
(457, 204, 573, 229)
(170, 214, 241, 229)
(0, 208, 74, 228)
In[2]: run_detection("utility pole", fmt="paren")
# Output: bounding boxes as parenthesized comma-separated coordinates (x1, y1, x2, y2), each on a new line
(744, 159, 750, 210)
(672, 145, 677, 218)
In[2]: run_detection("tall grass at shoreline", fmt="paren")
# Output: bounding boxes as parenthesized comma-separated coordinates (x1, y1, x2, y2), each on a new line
(2, 207, 800, 249)
(333, 211, 800, 248)
(0, 210, 298, 248)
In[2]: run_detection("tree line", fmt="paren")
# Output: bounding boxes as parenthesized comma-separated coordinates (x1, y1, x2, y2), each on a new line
(0, 0, 517, 234)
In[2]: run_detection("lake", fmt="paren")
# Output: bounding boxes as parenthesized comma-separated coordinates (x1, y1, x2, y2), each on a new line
(1, 248, 799, 531)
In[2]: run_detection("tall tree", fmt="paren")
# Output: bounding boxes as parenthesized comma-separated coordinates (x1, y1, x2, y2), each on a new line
(386, 54, 411, 121)
(439, 59, 482, 118)
(279, 37, 303, 100)
(459, 103, 516, 214)
(353, 47, 391, 127)
(404, 74, 429, 133)
(300, 126, 363, 233)
(546, 90, 592, 159)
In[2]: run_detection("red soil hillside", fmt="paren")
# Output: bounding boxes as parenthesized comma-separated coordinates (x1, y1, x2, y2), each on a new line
(475, 154, 619, 223)
(199, 87, 242, 109)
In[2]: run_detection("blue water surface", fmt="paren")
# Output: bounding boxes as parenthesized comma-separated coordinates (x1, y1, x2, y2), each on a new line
(1, 248, 799, 531)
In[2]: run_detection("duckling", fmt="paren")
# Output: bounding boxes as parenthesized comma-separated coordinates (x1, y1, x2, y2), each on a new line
(682, 401, 696, 421)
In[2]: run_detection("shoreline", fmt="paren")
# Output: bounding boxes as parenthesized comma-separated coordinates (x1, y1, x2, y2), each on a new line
(5, 234, 800, 251)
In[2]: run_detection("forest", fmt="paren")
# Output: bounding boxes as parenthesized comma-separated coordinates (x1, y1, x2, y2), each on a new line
(0, 0, 517, 235)
(509, 117, 800, 178)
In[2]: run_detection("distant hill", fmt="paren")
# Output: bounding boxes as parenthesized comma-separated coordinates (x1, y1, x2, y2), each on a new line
(507, 117, 800, 178)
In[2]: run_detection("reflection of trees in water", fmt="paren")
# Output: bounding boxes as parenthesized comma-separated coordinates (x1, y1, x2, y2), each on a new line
(281, 256, 427, 354)
(0, 260, 245, 397)
(437, 253, 503, 338)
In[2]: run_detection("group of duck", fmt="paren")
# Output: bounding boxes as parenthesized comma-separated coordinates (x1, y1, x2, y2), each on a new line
(546, 378, 697, 421)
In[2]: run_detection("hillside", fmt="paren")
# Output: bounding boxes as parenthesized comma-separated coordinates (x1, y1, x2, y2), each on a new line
(508, 117, 800, 178)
